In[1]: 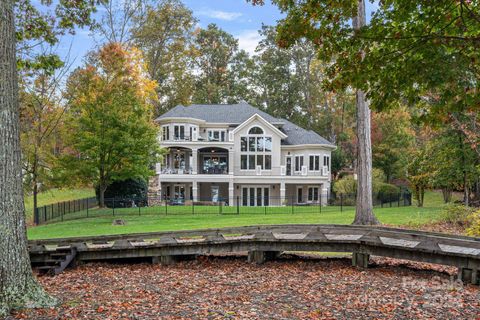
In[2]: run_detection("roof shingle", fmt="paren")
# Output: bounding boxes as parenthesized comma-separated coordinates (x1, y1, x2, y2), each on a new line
(156, 102, 334, 147)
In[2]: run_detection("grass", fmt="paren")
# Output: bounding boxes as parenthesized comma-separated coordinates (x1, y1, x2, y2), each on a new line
(27, 191, 451, 240)
(24, 188, 94, 221)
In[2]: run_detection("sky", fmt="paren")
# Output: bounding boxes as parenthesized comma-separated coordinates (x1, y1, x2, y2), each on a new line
(49, 0, 379, 70)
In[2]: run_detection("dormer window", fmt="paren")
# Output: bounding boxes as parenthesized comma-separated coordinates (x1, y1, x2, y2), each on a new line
(248, 126, 264, 135)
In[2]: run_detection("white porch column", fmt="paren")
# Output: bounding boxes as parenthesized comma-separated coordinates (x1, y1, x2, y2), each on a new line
(228, 181, 234, 206)
(228, 149, 234, 175)
(191, 148, 198, 174)
(321, 183, 329, 206)
(192, 180, 198, 202)
(280, 182, 286, 206)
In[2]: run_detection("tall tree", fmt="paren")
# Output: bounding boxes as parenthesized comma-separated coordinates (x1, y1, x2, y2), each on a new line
(0, 2, 56, 316)
(1, 0, 100, 316)
(191, 23, 239, 104)
(64, 43, 160, 207)
(19, 71, 67, 218)
(251, 0, 379, 224)
(131, 0, 197, 115)
(371, 107, 414, 182)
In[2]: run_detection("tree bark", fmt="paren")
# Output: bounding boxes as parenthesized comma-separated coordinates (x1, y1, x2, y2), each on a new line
(0, 1, 56, 316)
(352, 0, 379, 225)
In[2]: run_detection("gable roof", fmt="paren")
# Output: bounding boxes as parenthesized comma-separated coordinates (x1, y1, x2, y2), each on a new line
(231, 113, 287, 139)
(155, 102, 335, 147)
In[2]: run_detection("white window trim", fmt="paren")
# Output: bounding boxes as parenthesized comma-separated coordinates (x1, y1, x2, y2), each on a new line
(161, 125, 170, 141)
(241, 185, 271, 206)
(239, 133, 273, 171)
(307, 186, 320, 202)
(308, 154, 321, 172)
(207, 129, 227, 142)
(294, 155, 304, 172)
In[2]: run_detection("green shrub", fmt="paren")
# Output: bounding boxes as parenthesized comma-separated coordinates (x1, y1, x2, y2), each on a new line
(333, 175, 356, 195)
(375, 182, 400, 195)
(95, 178, 148, 208)
(466, 210, 480, 237)
(440, 204, 476, 227)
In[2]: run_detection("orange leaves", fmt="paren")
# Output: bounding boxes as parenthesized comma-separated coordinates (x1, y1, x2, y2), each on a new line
(10, 257, 480, 319)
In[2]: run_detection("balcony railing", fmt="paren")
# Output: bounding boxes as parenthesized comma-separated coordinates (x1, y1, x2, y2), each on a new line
(200, 167, 229, 175)
(160, 167, 193, 175)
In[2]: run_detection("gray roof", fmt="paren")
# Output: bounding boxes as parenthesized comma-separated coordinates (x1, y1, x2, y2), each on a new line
(156, 102, 334, 147)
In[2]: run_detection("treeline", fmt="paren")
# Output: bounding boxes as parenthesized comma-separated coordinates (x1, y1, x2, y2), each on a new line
(17, 0, 480, 212)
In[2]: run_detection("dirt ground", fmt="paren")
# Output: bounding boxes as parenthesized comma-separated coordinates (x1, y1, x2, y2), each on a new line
(10, 255, 480, 320)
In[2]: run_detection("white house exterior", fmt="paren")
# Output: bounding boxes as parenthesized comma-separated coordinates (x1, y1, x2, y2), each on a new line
(152, 102, 336, 206)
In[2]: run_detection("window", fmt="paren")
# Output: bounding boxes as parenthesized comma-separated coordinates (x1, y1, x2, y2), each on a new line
(309, 155, 320, 171)
(241, 155, 248, 170)
(240, 128, 272, 171)
(173, 152, 185, 169)
(248, 155, 255, 169)
(207, 129, 226, 142)
(162, 126, 170, 141)
(174, 125, 185, 140)
(323, 155, 330, 171)
(248, 126, 264, 134)
(241, 137, 247, 151)
(265, 155, 272, 170)
(249, 137, 256, 151)
(264, 137, 272, 152)
(295, 155, 304, 172)
(308, 187, 319, 202)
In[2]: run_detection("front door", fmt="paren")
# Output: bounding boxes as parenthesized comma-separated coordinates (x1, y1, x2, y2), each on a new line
(297, 187, 303, 204)
(286, 156, 292, 176)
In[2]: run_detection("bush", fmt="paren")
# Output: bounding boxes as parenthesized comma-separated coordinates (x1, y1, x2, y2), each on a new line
(96, 178, 148, 208)
(440, 204, 476, 227)
(333, 175, 356, 195)
(375, 182, 401, 203)
(466, 210, 480, 237)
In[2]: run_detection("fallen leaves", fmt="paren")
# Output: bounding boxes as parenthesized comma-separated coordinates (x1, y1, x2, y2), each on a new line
(11, 255, 480, 319)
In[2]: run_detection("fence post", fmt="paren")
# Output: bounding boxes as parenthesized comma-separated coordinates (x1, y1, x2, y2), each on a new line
(165, 199, 168, 215)
(113, 198, 115, 216)
(291, 196, 294, 214)
(44, 206, 47, 222)
(34, 207, 39, 225)
(340, 194, 343, 212)
(398, 194, 400, 207)
(139, 199, 141, 216)
(87, 199, 89, 218)
(319, 193, 322, 213)
(61, 202, 64, 222)
(192, 197, 195, 215)
(236, 196, 240, 215)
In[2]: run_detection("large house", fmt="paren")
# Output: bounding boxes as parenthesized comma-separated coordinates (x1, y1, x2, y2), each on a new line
(152, 102, 335, 206)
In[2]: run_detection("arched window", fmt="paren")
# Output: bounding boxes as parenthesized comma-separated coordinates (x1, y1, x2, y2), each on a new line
(248, 126, 264, 135)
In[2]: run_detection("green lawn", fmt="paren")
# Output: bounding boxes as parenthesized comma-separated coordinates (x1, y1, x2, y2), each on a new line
(27, 191, 450, 240)
(24, 188, 94, 221)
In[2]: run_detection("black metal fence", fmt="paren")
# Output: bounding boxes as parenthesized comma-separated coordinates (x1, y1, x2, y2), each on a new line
(34, 197, 97, 225)
(34, 192, 412, 225)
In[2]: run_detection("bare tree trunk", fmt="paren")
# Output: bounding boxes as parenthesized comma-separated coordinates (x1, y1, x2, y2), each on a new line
(0, 1, 56, 316)
(352, 0, 379, 225)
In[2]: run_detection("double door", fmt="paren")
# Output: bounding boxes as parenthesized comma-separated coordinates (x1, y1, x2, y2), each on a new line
(242, 186, 270, 206)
